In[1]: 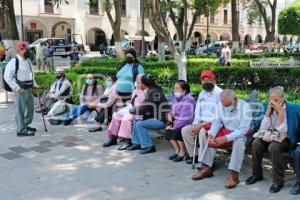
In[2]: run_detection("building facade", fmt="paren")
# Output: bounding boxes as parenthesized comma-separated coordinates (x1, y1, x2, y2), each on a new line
(12, 0, 291, 51)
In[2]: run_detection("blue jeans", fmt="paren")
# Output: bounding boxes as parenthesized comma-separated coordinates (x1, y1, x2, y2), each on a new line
(131, 119, 165, 148)
(64, 104, 91, 120)
(295, 146, 300, 183)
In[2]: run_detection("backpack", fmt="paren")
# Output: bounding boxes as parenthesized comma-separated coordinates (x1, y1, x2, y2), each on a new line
(2, 57, 19, 92)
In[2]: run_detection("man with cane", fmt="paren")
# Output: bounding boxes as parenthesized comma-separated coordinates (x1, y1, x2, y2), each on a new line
(4, 41, 40, 137)
(182, 70, 222, 166)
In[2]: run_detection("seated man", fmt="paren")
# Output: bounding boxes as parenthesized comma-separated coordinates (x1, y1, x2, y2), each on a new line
(246, 86, 300, 194)
(192, 89, 252, 189)
(36, 67, 71, 114)
(182, 70, 222, 164)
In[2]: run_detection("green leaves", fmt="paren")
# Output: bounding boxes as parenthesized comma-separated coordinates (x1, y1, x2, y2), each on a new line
(278, 3, 300, 35)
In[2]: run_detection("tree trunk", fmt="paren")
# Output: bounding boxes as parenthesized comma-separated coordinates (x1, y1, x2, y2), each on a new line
(174, 52, 187, 81)
(0, 0, 20, 58)
(231, 0, 239, 53)
(157, 35, 165, 61)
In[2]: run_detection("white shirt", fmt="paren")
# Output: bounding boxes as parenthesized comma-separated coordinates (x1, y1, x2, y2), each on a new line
(49, 77, 72, 99)
(192, 85, 222, 125)
(223, 47, 231, 62)
(4, 54, 36, 92)
(208, 99, 252, 141)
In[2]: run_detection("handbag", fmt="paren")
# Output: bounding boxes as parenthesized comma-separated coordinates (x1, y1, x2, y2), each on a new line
(253, 127, 281, 142)
(204, 122, 233, 148)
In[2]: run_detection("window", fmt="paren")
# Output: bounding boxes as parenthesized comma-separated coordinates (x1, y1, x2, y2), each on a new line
(44, 0, 54, 14)
(223, 9, 228, 25)
(121, 0, 126, 17)
(210, 12, 215, 24)
(89, 0, 99, 15)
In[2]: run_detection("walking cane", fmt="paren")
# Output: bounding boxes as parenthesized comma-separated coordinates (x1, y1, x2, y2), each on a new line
(192, 136, 197, 169)
(36, 88, 48, 132)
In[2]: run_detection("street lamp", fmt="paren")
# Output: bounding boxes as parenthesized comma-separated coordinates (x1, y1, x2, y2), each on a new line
(206, 0, 209, 54)
(141, 0, 146, 57)
(20, 0, 24, 41)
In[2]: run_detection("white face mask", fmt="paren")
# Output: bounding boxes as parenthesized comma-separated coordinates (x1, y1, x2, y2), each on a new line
(174, 91, 182, 98)
(134, 82, 137, 88)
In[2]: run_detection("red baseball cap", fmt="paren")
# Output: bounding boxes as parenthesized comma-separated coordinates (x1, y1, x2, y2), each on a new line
(200, 70, 215, 79)
(17, 41, 30, 50)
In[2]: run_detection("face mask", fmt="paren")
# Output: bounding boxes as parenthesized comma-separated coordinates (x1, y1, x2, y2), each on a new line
(224, 105, 235, 113)
(106, 81, 113, 88)
(202, 83, 214, 91)
(56, 75, 62, 79)
(24, 50, 31, 59)
(86, 79, 94, 85)
(126, 57, 134, 64)
(174, 91, 182, 98)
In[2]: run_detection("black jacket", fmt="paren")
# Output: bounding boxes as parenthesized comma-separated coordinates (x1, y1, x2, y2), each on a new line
(132, 87, 170, 122)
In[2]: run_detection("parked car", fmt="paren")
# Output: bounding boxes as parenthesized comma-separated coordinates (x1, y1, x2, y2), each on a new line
(30, 34, 86, 58)
(284, 41, 299, 52)
(196, 41, 227, 55)
(250, 43, 268, 51)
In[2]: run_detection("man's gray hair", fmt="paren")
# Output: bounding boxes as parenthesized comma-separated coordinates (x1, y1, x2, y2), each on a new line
(269, 86, 284, 97)
(221, 89, 237, 100)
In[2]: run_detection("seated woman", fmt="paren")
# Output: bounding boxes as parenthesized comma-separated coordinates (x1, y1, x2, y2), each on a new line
(246, 86, 300, 194)
(127, 74, 170, 154)
(166, 80, 196, 162)
(87, 75, 124, 126)
(49, 74, 103, 126)
(102, 74, 146, 150)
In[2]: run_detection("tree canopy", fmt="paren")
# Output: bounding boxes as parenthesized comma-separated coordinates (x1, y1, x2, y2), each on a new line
(278, 3, 300, 35)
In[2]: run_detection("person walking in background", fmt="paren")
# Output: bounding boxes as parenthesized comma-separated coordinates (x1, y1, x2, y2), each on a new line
(35, 42, 46, 70)
(0, 40, 10, 62)
(223, 43, 232, 66)
(4, 41, 39, 136)
(45, 42, 54, 72)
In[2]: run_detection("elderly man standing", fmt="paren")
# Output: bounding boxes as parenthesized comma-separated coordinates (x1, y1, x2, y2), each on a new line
(182, 70, 222, 164)
(192, 89, 252, 189)
(4, 41, 39, 136)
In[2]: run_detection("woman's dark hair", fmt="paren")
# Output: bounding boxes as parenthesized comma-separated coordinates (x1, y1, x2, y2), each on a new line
(175, 80, 190, 94)
(141, 74, 159, 89)
(83, 79, 98, 96)
(108, 74, 117, 82)
(118, 49, 140, 70)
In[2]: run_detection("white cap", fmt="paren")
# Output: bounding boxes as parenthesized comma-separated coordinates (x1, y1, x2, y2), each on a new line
(55, 67, 65, 73)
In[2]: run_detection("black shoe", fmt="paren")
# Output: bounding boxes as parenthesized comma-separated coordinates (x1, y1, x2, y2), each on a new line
(127, 144, 141, 151)
(245, 176, 264, 185)
(185, 156, 198, 164)
(291, 182, 300, 195)
(17, 132, 35, 137)
(49, 119, 62, 126)
(102, 137, 118, 147)
(269, 183, 284, 193)
(168, 153, 178, 160)
(88, 127, 102, 132)
(27, 126, 37, 132)
(173, 155, 184, 162)
(63, 118, 73, 126)
(118, 139, 132, 151)
(140, 146, 156, 154)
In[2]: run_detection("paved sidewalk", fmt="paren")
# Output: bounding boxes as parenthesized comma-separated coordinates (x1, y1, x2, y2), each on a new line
(0, 90, 298, 200)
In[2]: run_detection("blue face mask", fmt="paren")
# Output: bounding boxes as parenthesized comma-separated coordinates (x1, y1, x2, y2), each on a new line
(106, 81, 113, 88)
(86, 79, 94, 85)
(224, 105, 235, 113)
(174, 91, 182, 98)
